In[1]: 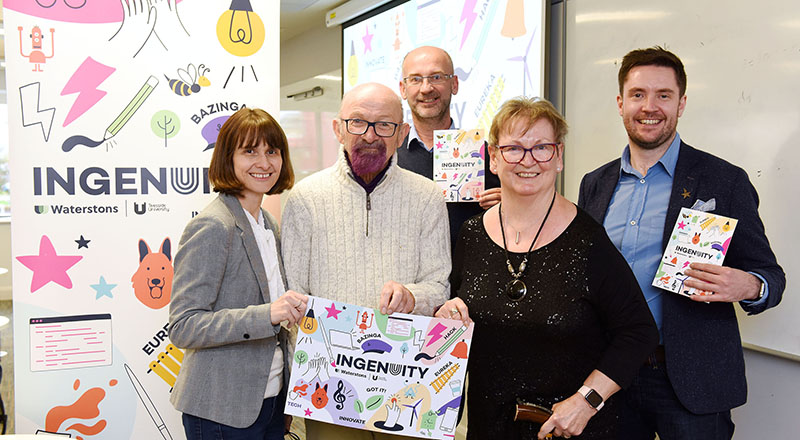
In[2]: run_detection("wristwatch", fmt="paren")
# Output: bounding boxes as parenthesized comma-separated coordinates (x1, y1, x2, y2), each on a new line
(756, 280, 766, 300)
(578, 385, 604, 411)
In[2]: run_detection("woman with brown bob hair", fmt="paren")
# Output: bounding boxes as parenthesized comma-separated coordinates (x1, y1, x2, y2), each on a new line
(169, 107, 308, 439)
(436, 97, 658, 439)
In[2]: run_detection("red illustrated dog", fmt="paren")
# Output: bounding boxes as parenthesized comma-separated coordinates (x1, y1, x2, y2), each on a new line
(131, 238, 173, 309)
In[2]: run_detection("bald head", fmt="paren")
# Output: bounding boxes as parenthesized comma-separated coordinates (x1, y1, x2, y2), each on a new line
(340, 83, 404, 122)
(402, 46, 454, 76)
(399, 46, 458, 130)
(334, 83, 409, 183)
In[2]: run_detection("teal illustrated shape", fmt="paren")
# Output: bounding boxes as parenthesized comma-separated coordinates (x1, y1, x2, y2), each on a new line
(354, 399, 364, 413)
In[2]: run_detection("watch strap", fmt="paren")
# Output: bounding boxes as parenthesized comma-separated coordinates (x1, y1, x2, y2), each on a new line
(578, 385, 604, 410)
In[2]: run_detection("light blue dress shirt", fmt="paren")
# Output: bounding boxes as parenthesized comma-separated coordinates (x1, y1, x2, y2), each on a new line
(604, 133, 767, 341)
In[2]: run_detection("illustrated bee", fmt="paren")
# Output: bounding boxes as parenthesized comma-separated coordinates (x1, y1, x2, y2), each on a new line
(165, 63, 210, 96)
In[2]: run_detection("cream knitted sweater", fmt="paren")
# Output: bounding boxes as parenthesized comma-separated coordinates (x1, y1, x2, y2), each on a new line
(281, 150, 451, 316)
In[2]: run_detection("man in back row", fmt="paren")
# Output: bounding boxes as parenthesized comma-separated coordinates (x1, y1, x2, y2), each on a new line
(398, 46, 501, 247)
(579, 47, 785, 439)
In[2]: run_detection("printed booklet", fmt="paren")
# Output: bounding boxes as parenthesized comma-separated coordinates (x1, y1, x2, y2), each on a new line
(653, 207, 738, 297)
(433, 129, 486, 202)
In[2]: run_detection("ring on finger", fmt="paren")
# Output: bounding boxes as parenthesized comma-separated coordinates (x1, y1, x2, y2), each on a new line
(450, 308, 459, 317)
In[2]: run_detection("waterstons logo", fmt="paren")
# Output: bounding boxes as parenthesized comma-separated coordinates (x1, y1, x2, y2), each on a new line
(34, 205, 48, 214)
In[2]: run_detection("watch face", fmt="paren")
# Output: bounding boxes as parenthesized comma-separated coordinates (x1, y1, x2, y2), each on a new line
(585, 389, 603, 408)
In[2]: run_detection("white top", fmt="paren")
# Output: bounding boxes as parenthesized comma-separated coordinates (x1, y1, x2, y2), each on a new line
(243, 206, 284, 399)
(281, 149, 451, 316)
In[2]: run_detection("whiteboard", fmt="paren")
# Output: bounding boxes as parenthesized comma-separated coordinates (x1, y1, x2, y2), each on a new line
(562, 0, 799, 357)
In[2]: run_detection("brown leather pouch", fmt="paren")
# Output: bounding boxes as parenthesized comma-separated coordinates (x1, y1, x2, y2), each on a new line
(513, 399, 553, 424)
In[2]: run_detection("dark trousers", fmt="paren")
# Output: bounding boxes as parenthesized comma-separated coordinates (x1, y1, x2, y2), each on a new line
(617, 359, 734, 440)
(182, 390, 287, 440)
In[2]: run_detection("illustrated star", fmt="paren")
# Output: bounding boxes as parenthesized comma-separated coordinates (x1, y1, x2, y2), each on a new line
(304, 408, 313, 416)
(16, 235, 83, 293)
(90, 276, 117, 299)
(362, 25, 374, 53)
(435, 141, 443, 149)
(325, 303, 343, 319)
(677, 221, 686, 230)
(681, 188, 691, 199)
(75, 235, 91, 249)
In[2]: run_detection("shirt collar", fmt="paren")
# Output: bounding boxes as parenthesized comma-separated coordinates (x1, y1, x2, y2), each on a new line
(407, 118, 455, 151)
(242, 205, 264, 229)
(620, 132, 682, 178)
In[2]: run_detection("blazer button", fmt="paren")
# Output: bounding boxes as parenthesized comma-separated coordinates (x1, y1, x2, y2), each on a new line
(243, 333, 250, 339)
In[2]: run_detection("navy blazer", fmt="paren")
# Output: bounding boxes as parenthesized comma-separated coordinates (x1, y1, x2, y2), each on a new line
(578, 141, 785, 414)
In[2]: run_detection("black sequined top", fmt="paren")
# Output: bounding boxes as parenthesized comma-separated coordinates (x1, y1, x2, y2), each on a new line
(452, 208, 658, 439)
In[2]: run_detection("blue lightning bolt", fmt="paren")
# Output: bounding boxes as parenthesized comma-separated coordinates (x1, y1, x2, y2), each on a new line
(426, 322, 447, 347)
(61, 57, 116, 127)
(19, 82, 56, 142)
(460, 0, 479, 49)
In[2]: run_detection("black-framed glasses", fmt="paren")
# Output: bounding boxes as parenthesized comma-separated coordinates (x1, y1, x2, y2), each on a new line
(403, 73, 454, 86)
(497, 143, 559, 164)
(341, 118, 400, 137)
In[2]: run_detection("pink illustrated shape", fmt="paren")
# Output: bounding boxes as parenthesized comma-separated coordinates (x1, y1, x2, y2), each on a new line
(61, 57, 116, 127)
(16, 235, 83, 292)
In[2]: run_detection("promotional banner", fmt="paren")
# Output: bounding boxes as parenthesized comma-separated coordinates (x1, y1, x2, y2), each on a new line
(285, 298, 474, 439)
(4, 1, 278, 437)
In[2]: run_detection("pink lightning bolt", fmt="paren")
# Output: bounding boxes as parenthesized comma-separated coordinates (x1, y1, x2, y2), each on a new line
(61, 57, 116, 127)
(426, 322, 447, 347)
(460, 0, 478, 50)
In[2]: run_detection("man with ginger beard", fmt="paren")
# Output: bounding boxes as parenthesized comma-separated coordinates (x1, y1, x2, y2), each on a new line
(281, 82, 450, 440)
(398, 46, 501, 249)
(579, 47, 784, 440)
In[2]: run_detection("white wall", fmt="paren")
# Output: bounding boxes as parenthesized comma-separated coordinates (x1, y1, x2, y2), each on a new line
(734, 349, 800, 439)
(280, 24, 342, 87)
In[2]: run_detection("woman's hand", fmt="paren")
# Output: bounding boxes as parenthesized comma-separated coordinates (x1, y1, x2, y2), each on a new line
(537, 393, 596, 439)
(270, 290, 309, 326)
(434, 298, 472, 326)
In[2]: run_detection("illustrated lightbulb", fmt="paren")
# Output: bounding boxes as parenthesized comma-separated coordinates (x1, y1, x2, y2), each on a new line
(347, 40, 359, 87)
(217, 0, 265, 57)
(300, 308, 318, 335)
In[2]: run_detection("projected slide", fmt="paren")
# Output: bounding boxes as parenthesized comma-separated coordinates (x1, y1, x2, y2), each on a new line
(342, 0, 545, 133)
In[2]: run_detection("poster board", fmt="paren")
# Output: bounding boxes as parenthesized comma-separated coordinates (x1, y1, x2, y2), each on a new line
(4, 0, 279, 436)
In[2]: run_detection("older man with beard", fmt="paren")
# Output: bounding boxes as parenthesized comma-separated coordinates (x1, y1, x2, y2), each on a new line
(398, 46, 501, 248)
(281, 82, 450, 440)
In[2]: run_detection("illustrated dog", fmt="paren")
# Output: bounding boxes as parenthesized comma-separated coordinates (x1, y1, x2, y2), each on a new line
(131, 238, 173, 309)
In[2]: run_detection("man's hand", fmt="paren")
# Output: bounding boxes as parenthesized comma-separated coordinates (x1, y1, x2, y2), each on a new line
(683, 263, 762, 302)
(537, 393, 595, 439)
(379, 281, 415, 315)
(478, 187, 502, 209)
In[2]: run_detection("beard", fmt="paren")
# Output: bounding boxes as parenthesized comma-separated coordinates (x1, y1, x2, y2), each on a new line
(623, 113, 678, 150)
(349, 141, 388, 177)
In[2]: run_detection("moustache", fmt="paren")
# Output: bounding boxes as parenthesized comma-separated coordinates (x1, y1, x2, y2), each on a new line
(352, 141, 387, 153)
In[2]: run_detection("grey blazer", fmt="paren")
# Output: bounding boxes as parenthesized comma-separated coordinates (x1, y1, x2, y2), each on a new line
(168, 193, 290, 428)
